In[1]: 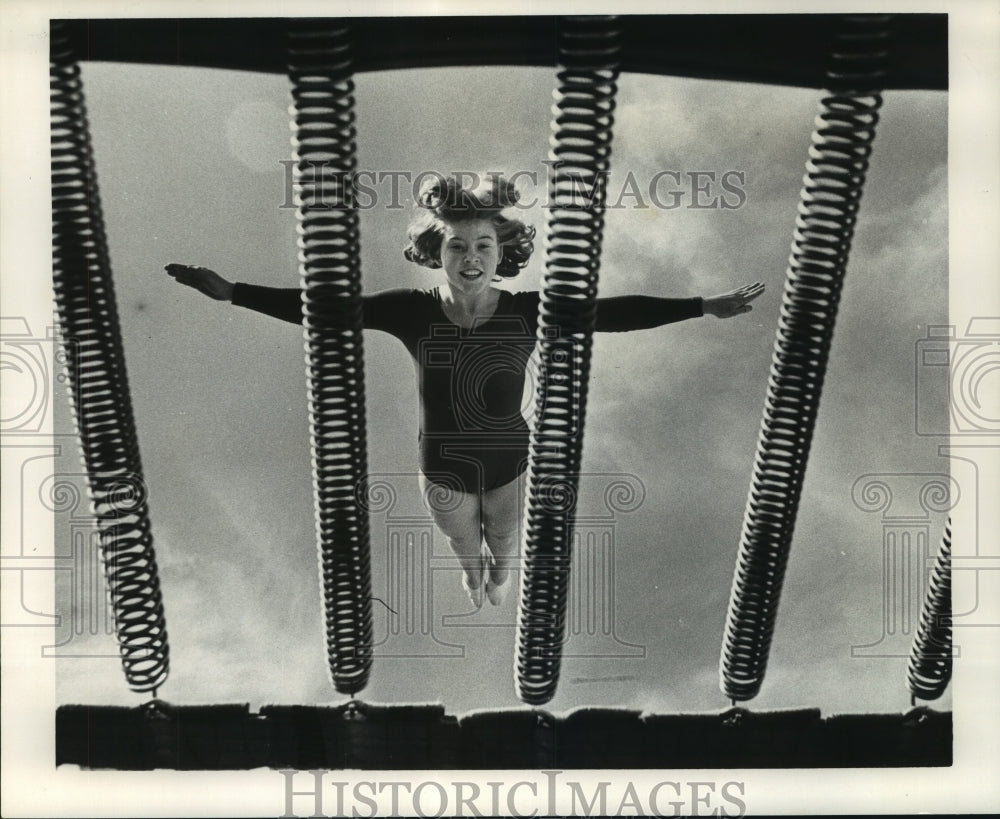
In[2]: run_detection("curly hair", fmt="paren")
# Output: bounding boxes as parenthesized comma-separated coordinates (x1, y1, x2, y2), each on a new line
(403, 173, 536, 280)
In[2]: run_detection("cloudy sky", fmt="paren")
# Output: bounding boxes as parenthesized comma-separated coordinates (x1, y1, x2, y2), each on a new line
(52, 50, 950, 717)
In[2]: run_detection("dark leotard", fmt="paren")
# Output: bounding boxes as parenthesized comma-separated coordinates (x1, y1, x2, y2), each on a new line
(231, 283, 702, 493)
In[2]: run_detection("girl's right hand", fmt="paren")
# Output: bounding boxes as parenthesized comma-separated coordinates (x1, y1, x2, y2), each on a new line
(164, 263, 235, 302)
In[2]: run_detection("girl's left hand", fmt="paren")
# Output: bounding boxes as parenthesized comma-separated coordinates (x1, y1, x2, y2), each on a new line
(703, 281, 765, 319)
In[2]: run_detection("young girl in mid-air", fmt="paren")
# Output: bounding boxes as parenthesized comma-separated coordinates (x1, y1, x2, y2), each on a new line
(166, 174, 763, 608)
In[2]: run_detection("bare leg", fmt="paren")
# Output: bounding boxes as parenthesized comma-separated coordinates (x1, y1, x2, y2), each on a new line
(418, 472, 484, 600)
(481, 469, 526, 603)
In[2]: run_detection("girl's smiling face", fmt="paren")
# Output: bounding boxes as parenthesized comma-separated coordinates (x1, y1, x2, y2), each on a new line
(439, 218, 502, 296)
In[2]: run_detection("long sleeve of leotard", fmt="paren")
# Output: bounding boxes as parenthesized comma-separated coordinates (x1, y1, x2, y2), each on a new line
(230, 282, 419, 334)
(512, 291, 703, 333)
(231, 284, 301, 323)
(594, 295, 703, 331)
(233, 283, 704, 334)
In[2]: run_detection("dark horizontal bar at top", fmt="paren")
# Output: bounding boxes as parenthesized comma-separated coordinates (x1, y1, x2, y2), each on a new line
(56, 15, 947, 90)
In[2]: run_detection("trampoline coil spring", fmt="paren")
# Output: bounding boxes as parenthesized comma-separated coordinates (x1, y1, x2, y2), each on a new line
(50, 21, 170, 695)
(907, 517, 952, 702)
(516, 16, 621, 706)
(288, 20, 374, 696)
(720, 14, 891, 703)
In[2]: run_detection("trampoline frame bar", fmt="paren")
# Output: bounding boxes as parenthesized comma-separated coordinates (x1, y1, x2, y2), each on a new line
(56, 15, 946, 90)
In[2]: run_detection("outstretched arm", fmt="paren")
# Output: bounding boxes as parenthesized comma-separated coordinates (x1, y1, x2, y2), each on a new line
(165, 263, 300, 324)
(593, 281, 764, 332)
(165, 263, 419, 334)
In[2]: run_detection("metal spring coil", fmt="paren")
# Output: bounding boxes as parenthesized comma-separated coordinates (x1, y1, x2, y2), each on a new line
(907, 517, 952, 701)
(50, 21, 169, 695)
(288, 21, 373, 696)
(516, 16, 621, 706)
(720, 16, 891, 703)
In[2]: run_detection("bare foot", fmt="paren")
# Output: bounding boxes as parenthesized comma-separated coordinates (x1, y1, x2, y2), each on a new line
(461, 559, 485, 608)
